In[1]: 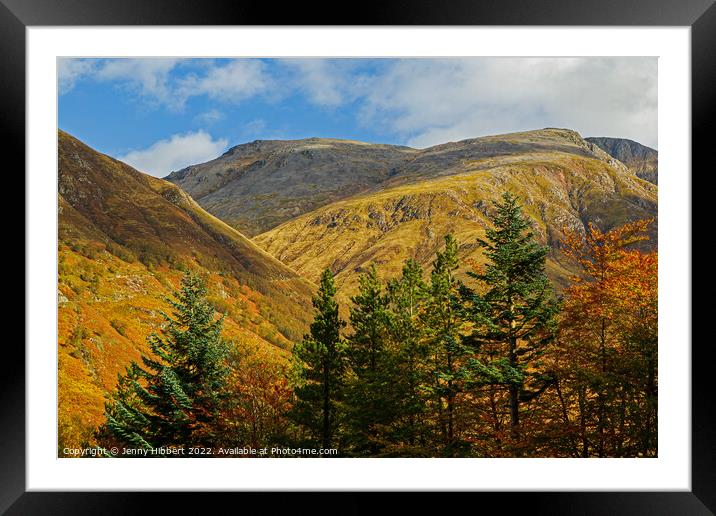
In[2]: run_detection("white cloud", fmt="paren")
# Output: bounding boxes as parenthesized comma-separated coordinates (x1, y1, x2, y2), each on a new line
(57, 58, 97, 94)
(356, 58, 658, 149)
(177, 60, 274, 105)
(280, 59, 358, 107)
(60, 58, 274, 110)
(60, 57, 658, 149)
(117, 131, 228, 177)
(94, 58, 184, 108)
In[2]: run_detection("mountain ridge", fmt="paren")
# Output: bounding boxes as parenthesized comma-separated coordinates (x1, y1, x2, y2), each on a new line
(166, 136, 418, 236)
(166, 128, 646, 237)
(585, 136, 658, 184)
(251, 129, 657, 294)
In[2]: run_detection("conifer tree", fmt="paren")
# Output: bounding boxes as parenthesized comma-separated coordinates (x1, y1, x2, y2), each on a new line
(289, 269, 346, 450)
(345, 264, 397, 455)
(99, 272, 229, 451)
(387, 258, 430, 449)
(463, 192, 559, 443)
(422, 234, 470, 453)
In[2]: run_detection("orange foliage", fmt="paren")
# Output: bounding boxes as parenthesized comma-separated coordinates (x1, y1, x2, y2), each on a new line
(560, 219, 657, 350)
(57, 242, 298, 453)
(217, 345, 294, 450)
(554, 219, 657, 457)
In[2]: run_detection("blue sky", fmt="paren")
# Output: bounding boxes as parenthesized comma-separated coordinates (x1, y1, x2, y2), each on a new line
(59, 57, 657, 177)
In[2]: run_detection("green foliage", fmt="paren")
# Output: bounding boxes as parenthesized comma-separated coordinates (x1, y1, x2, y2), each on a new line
(98, 271, 230, 450)
(422, 234, 472, 453)
(86, 191, 653, 459)
(461, 192, 559, 446)
(136, 242, 177, 269)
(69, 323, 86, 347)
(386, 259, 430, 447)
(105, 241, 136, 263)
(110, 319, 128, 337)
(289, 269, 347, 449)
(343, 264, 401, 455)
(71, 242, 102, 260)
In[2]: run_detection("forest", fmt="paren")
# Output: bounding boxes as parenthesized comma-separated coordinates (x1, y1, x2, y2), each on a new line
(96, 193, 657, 458)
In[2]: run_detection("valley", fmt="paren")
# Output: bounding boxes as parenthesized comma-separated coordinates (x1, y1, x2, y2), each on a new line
(57, 127, 658, 450)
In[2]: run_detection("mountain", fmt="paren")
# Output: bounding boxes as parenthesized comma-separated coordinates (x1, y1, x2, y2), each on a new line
(585, 137, 658, 184)
(253, 129, 658, 294)
(57, 128, 659, 449)
(165, 138, 417, 236)
(58, 131, 314, 449)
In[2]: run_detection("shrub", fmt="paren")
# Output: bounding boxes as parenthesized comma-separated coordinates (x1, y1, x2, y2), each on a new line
(110, 319, 128, 337)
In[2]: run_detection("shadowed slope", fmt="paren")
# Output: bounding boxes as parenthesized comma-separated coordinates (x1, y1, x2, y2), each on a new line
(58, 131, 314, 449)
(166, 137, 417, 236)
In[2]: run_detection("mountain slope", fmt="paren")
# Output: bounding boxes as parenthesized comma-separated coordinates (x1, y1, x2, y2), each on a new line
(254, 129, 658, 294)
(585, 136, 658, 184)
(165, 138, 417, 236)
(58, 131, 314, 449)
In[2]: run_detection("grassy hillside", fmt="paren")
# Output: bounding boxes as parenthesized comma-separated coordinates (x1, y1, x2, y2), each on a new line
(58, 131, 314, 450)
(165, 128, 648, 239)
(254, 129, 657, 294)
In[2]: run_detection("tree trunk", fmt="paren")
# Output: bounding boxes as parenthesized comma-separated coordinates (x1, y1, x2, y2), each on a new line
(322, 360, 331, 450)
(509, 335, 520, 439)
(578, 386, 588, 457)
(555, 378, 578, 457)
(597, 318, 607, 457)
(447, 347, 455, 447)
(644, 352, 657, 456)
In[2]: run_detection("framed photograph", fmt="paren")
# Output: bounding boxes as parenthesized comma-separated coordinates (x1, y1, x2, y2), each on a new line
(7, 0, 711, 512)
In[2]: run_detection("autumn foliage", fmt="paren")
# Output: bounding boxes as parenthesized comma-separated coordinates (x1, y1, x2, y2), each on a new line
(80, 198, 657, 458)
(282, 196, 657, 457)
(552, 219, 658, 456)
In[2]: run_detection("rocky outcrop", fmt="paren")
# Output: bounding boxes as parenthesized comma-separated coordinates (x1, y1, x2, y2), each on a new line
(586, 137, 658, 184)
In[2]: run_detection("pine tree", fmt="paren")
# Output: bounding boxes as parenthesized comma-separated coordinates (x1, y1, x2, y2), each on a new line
(99, 271, 229, 451)
(387, 258, 430, 450)
(289, 268, 346, 450)
(345, 264, 397, 455)
(422, 234, 470, 453)
(463, 192, 559, 445)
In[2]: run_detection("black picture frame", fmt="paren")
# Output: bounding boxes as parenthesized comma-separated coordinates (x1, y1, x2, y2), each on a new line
(5, 0, 710, 513)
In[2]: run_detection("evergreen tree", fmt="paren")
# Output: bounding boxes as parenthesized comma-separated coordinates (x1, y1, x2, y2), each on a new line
(99, 272, 229, 451)
(345, 264, 397, 455)
(463, 192, 559, 444)
(387, 258, 430, 450)
(422, 234, 470, 453)
(289, 268, 346, 450)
